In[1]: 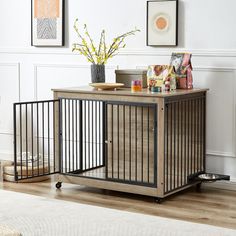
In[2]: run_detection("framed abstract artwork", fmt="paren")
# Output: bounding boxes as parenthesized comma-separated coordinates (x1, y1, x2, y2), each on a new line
(147, 0, 178, 46)
(31, 0, 65, 46)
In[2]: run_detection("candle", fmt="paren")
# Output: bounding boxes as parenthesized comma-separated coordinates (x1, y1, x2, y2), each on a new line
(131, 80, 142, 92)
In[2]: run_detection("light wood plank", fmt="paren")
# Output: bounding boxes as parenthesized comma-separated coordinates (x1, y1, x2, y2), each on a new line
(1, 181, 235, 230)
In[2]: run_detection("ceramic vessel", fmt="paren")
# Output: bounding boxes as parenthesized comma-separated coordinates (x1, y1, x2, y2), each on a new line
(91, 64, 105, 83)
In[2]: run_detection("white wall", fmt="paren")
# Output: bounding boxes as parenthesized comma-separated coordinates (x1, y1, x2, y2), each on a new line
(0, 0, 236, 180)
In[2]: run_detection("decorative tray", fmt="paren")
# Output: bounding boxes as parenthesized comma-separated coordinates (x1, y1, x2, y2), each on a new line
(89, 83, 124, 90)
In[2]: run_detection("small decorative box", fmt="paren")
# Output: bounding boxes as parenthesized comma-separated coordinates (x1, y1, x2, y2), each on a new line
(115, 69, 147, 88)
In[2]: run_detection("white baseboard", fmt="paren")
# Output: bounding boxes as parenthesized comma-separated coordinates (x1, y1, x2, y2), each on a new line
(0, 152, 13, 162)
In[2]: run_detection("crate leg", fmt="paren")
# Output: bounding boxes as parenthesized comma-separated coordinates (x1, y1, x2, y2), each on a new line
(155, 197, 163, 204)
(196, 183, 202, 192)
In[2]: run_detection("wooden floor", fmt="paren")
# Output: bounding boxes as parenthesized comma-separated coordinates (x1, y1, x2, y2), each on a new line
(0, 179, 236, 230)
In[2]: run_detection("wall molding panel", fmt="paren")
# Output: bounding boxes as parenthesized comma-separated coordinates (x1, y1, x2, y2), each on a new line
(0, 62, 21, 102)
(33, 63, 118, 100)
(1, 48, 236, 58)
(0, 62, 21, 135)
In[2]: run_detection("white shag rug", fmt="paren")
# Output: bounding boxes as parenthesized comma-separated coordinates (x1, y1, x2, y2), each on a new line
(0, 189, 235, 236)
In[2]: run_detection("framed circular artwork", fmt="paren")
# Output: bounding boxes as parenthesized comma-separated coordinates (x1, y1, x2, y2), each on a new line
(147, 0, 178, 46)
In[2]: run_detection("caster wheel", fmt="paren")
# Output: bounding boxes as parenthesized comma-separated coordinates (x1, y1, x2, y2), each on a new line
(196, 183, 202, 192)
(56, 182, 62, 189)
(155, 197, 163, 204)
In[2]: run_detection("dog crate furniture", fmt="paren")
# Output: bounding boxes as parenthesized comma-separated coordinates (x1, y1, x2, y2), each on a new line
(13, 87, 208, 200)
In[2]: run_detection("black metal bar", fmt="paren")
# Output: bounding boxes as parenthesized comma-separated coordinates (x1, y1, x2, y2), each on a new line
(99, 102, 101, 166)
(37, 103, 39, 176)
(117, 105, 120, 179)
(102, 101, 106, 171)
(203, 96, 206, 171)
(200, 98, 202, 171)
(170, 103, 172, 190)
(88, 101, 90, 169)
(180, 102, 185, 186)
(180, 101, 183, 186)
(147, 107, 150, 183)
(188, 100, 191, 177)
(197, 99, 199, 172)
(42, 102, 45, 175)
(25, 104, 28, 178)
(91, 101, 94, 168)
(53, 101, 56, 172)
(31, 103, 34, 177)
(129, 105, 131, 181)
(95, 101, 98, 167)
(20, 105, 23, 178)
(13, 104, 18, 181)
(200, 98, 203, 171)
(111, 104, 114, 178)
(177, 102, 179, 187)
(184, 100, 187, 184)
(172, 103, 175, 189)
(193, 99, 196, 174)
(176, 102, 178, 187)
(166, 104, 169, 192)
(75, 100, 78, 170)
(59, 100, 62, 173)
(84, 101, 87, 170)
(191, 100, 193, 175)
(64, 99, 67, 173)
(141, 106, 144, 183)
(79, 100, 83, 171)
(135, 106, 137, 182)
(154, 104, 157, 186)
(123, 105, 125, 180)
(72, 100, 75, 172)
(68, 99, 71, 172)
(14, 99, 59, 106)
(176, 101, 181, 187)
(48, 102, 50, 174)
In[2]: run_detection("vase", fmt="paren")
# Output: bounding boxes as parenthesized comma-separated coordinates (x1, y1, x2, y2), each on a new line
(91, 64, 105, 83)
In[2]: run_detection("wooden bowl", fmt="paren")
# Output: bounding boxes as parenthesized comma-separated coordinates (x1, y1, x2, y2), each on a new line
(89, 83, 124, 90)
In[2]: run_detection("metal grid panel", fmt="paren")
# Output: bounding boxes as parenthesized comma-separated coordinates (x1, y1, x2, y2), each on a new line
(13, 100, 60, 181)
(164, 93, 206, 194)
(60, 98, 105, 175)
(105, 101, 158, 187)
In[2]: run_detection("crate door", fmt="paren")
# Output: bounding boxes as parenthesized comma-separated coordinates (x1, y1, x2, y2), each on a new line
(13, 100, 61, 181)
(106, 102, 157, 187)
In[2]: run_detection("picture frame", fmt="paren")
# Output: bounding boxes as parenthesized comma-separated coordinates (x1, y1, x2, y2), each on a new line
(146, 0, 178, 46)
(31, 0, 65, 47)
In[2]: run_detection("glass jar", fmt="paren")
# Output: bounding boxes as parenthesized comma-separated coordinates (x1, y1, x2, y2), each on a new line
(131, 80, 142, 92)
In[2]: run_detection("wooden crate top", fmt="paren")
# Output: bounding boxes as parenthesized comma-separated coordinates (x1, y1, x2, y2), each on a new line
(52, 86, 208, 98)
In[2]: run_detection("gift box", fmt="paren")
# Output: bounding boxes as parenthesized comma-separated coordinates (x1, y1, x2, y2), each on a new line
(147, 65, 176, 91)
(170, 53, 193, 89)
